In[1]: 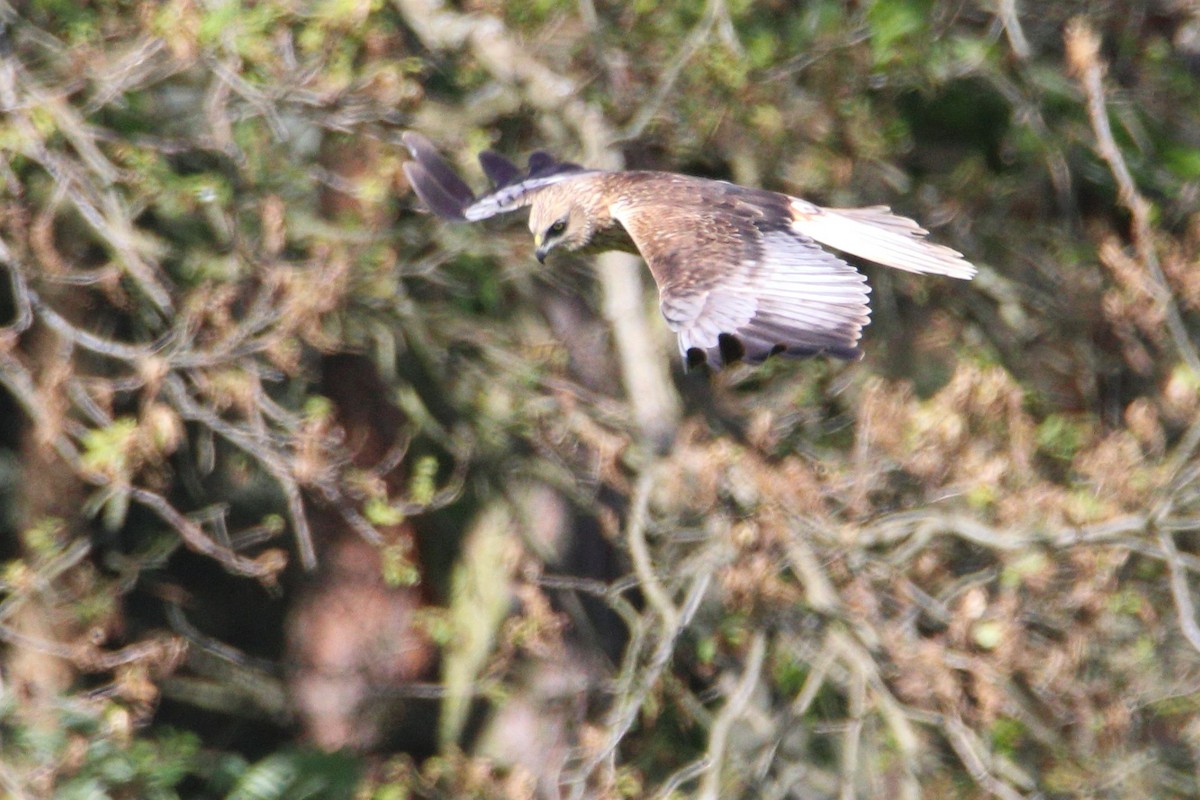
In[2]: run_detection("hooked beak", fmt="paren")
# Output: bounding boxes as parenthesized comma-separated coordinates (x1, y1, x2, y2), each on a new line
(533, 232, 549, 264)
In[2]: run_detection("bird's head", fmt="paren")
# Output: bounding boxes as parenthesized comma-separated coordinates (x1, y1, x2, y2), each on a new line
(528, 193, 595, 263)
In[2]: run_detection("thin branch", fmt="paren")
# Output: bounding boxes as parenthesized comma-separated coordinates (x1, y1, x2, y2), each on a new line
(790, 644, 834, 717)
(1157, 526, 1200, 655)
(0, 260, 33, 334)
(281, 479, 316, 569)
(942, 714, 1028, 800)
(165, 602, 276, 673)
(0, 50, 174, 314)
(164, 375, 317, 569)
(697, 631, 768, 800)
(620, 0, 739, 140)
(838, 660, 867, 800)
(31, 290, 162, 361)
(626, 465, 678, 628)
(130, 487, 284, 582)
(564, 570, 712, 798)
(832, 630, 921, 796)
(993, 0, 1031, 60)
(860, 509, 1200, 575)
(1066, 18, 1200, 375)
(654, 758, 713, 800)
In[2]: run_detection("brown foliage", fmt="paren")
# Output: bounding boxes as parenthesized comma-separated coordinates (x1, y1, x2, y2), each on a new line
(3, 1, 1200, 799)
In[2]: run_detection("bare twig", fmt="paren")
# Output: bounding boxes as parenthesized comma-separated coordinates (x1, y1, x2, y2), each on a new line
(1066, 18, 1200, 375)
(790, 644, 834, 717)
(993, 0, 1032, 60)
(654, 758, 712, 800)
(0, 52, 174, 314)
(130, 487, 284, 581)
(1157, 526, 1200, 655)
(165, 602, 276, 673)
(942, 714, 1029, 800)
(838, 661, 867, 800)
(564, 569, 713, 798)
(626, 465, 678, 627)
(163, 375, 317, 569)
(697, 630, 768, 800)
(0, 261, 33, 334)
(860, 509, 1200, 575)
(30, 291, 162, 361)
(621, 0, 741, 140)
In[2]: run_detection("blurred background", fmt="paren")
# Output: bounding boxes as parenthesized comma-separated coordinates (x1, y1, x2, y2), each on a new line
(2, 0, 1200, 797)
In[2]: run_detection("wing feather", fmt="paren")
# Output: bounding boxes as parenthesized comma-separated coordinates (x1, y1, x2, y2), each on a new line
(402, 161, 470, 221)
(401, 133, 475, 207)
(463, 174, 583, 221)
(402, 132, 595, 222)
(611, 178, 872, 367)
(478, 150, 523, 188)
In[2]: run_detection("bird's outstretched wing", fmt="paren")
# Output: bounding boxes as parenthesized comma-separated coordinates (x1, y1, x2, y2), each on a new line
(610, 177, 873, 367)
(401, 132, 590, 222)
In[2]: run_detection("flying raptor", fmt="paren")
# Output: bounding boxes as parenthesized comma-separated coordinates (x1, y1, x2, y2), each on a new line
(402, 132, 975, 368)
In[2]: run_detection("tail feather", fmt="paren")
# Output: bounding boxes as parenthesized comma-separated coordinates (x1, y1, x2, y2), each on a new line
(790, 202, 976, 280)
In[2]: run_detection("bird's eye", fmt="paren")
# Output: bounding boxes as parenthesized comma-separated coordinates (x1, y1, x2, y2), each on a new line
(548, 219, 567, 236)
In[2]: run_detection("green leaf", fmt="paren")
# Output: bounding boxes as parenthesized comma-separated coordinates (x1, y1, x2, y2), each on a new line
(80, 418, 139, 479)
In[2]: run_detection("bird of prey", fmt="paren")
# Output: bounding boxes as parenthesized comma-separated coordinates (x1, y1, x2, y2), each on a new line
(402, 132, 975, 368)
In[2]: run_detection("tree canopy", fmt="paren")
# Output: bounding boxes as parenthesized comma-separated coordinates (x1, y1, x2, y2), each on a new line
(3, 1, 1200, 797)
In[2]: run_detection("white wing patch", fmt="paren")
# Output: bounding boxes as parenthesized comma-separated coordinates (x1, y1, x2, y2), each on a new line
(790, 202, 976, 280)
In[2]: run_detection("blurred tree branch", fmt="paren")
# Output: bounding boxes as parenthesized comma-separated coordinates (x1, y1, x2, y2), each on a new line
(3, 2, 1200, 797)
(1067, 17, 1200, 376)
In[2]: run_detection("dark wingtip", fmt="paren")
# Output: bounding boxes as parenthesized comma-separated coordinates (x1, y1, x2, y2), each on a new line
(404, 134, 588, 222)
(478, 150, 522, 188)
(694, 331, 864, 368)
(717, 333, 746, 365)
(526, 150, 587, 180)
(401, 132, 476, 217)
(403, 161, 467, 220)
(527, 151, 556, 175)
(685, 348, 709, 371)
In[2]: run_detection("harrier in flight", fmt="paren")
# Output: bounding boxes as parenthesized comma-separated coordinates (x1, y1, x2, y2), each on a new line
(402, 133, 975, 368)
